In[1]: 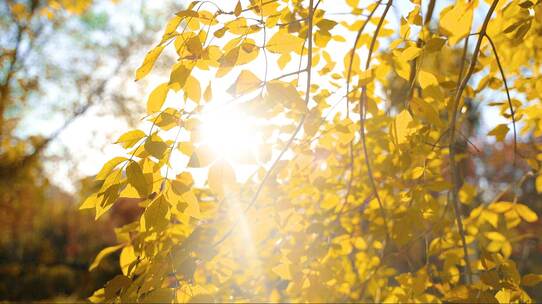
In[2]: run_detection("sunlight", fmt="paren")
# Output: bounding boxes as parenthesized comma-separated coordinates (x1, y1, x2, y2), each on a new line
(199, 105, 261, 164)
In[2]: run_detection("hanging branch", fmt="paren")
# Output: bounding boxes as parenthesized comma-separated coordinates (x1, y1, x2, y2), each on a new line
(358, 0, 393, 245)
(342, 0, 382, 214)
(448, 0, 499, 285)
(484, 33, 518, 164)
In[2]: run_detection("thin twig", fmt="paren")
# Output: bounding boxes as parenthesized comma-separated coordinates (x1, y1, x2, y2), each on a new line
(484, 33, 517, 165)
(358, 0, 393, 243)
(448, 0, 499, 285)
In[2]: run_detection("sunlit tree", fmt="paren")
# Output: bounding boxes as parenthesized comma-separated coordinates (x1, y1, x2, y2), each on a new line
(84, 0, 542, 302)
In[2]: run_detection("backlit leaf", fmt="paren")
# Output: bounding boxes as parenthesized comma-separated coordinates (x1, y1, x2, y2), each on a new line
(136, 45, 165, 81)
(515, 204, 538, 222)
(115, 130, 146, 149)
(488, 124, 509, 142)
(89, 244, 124, 271)
(126, 161, 149, 198)
(227, 70, 262, 96)
(147, 83, 169, 114)
(439, 1, 473, 46)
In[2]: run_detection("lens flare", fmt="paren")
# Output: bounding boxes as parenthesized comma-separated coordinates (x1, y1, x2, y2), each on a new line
(199, 106, 261, 163)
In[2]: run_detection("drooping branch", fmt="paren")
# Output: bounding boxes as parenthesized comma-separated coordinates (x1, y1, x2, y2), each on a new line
(448, 0, 499, 285)
(358, 0, 393, 244)
(342, 0, 382, 213)
(484, 33, 518, 164)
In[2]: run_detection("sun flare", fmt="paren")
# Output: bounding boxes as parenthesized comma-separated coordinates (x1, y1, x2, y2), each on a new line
(199, 106, 261, 164)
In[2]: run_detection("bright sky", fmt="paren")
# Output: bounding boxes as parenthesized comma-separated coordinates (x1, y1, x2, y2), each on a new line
(34, 0, 508, 194)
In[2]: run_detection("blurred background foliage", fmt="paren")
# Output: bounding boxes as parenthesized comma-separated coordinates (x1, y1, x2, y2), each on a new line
(0, 0, 178, 300)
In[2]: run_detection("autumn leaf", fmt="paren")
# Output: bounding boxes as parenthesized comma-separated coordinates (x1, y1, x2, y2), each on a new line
(439, 1, 474, 46)
(227, 70, 262, 96)
(126, 161, 149, 198)
(136, 45, 165, 81)
(115, 130, 146, 149)
(488, 124, 509, 142)
(89, 244, 124, 271)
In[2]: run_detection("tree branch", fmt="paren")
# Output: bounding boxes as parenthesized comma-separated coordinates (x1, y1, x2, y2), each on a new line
(484, 33, 517, 165)
(448, 0, 499, 285)
(358, 0, 393, 242)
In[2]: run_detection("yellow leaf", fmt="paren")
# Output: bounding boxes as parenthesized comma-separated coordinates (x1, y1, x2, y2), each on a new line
(147, 83, 169, 114)
(395, 58, 410, 80)
(522, 274, 542, 286)
(120, 246, 136, 276)
(488, 124, 509, 142)
(104, 275, 131, 300)
(267, 30, 304, 54)
(502, 241, 512, 258)
(227, 70, 262, 96)
(487, 240, 502, 252)
(126, 161, 149, 198)
(485, 231, 505, 241)
(208, 159, 236, 198)
(115, 130, 146, 149)
(393, 110, 414, 145)
(89, 244, 124, 271)
(136, 45, 165, 81)
(217, 47, 240, 77)
(143, 195, 169, 231)
(418, 70, 439, 89)
(489, 201, 513, 213)
(80, 193, 99, 210)
(411, 97, 441, 127)
(239, 42, 260, 66)
(186, 35, 202, 57)
(203, 82, 212, 102)
(234, 0, 242, 17)
(177, 141, 194, 156)
(401, 46, 422, 61)
(96, 157, 127, 181)
(144, 134, 168, 160)
(266, 80, 306, 112)
(251, 0, 279, 17)
(346, 0, 359, 9)
(411, 166, 425, 179)
(459, 183, 476, 205)
(316, 19, 337, 32)
(88, 288, 105, 303)
(169, 62, 192, 89)
(160, 16, 182, 45)
(536, 175, 542, 193)
(495, 288, 511, 304)
(321, 193, 340, 210)
(481, 210, 499, 228)
(154, 107, 179, 131)
(278, 53, 291, 69)
(184, 75, 201, 103)
(515, 204, 538, 222)
(439, 1, 474, 46)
